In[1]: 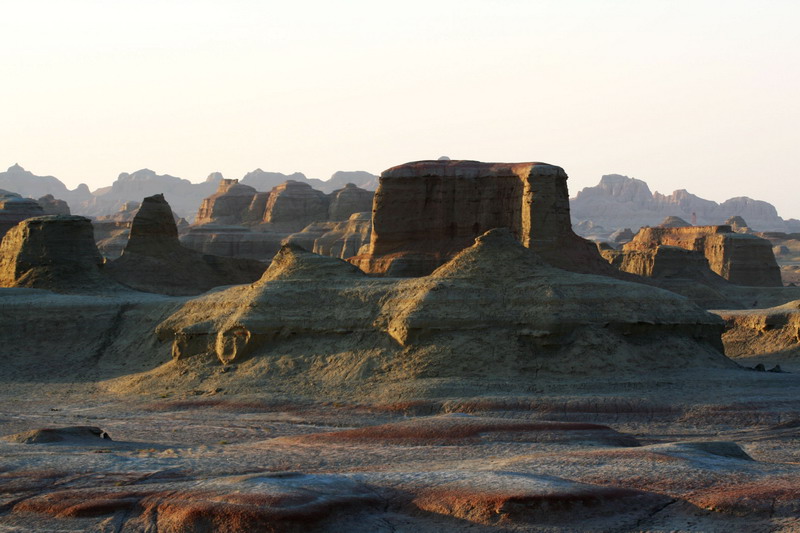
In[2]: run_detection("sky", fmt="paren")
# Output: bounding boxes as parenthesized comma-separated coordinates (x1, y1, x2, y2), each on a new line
(2, 1, 799, 216)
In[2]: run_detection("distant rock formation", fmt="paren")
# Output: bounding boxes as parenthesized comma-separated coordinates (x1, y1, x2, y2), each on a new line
(621, 225, 782, 287)
(195, 179, 258, 225)
(0, 215, 116, 292)
(609, 227, 634, 245)
(82, 169, 222, 220)
(0, 191, 44, 239)
(241, 169, 379, 194)
(105, 194, 265, 295)
(571, 174, 800, 234)
(349, 160, 617, 277)
(37, 194, 70, 215)
(0, 164, 91, 209)
(327, 183, 374, 221)
(659, 216, 691, 228)
(285, 212, 372, 260)
(158, 229, 731, 380)
(185, 181, 374, 262)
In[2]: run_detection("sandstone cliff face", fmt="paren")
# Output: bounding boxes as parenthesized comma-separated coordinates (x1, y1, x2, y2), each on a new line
(158, 229, 730, 384)
(105, 194, 265, 295)
(194, 179, 258, 225)
(716, 301, 800, 362)
(285, 212, 372, 260)
(349, 160, 615, 277)
(622, 225, 782, 287)
(180, 225, 285, 261)
(0, 215, 115, 292)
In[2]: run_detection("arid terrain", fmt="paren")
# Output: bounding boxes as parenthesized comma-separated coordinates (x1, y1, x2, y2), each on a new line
(2, 160, 800, 532)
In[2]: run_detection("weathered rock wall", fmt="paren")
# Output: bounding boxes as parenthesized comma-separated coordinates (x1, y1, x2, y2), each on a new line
(623, 225, 782, 287)
(349, 160, 615, 277)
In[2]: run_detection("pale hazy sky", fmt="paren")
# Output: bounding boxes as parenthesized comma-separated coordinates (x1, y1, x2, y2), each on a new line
(2, 1, 799, 216)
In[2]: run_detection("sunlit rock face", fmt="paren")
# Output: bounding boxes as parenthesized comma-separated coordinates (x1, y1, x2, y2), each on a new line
(622, 225, 782, 287)
(348, 160, 616, 277)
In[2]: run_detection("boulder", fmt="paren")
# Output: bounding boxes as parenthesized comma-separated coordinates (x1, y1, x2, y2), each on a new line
(348, 160, 617, 277)
(622, 225, 782, 287)
(105, 194, 265, 295)
(0, 215, 116, 292)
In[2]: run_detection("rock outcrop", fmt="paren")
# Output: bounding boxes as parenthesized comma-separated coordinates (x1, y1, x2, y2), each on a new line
(157, 229, 731, 392)
(194, 179, 258, 225)
(180, 225, 285, 261)
(571, 174, 800, 234)
(36, 194, 70, 215)
(0, 191, 45, 239)
(261, 181, 329, 232)
(105, 195, 265, 295)
(659, 216, 691, 228)
(327, 183, 374, 221)
(0, 164, 91, 210)
(0, 215, 116, 292)
(716, 300, 800, 363)
(621, 225, 782, 287)
(285, 212, 372, 260)
(349, 160, 617, 277)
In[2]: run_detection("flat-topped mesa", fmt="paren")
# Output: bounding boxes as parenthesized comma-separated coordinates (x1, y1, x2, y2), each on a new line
(348, 160, 615, 277)
(623, 225, 782, 287)
(0, 215, 114, 291)
(194, 179, 258, 225)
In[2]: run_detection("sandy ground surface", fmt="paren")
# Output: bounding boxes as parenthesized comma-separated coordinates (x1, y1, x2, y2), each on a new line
(1, 368, 800, 532)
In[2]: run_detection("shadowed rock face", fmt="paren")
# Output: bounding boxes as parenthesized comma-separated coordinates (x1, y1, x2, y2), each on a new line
(327, 183, 374, 221)
(105, 194, 265, 295)
(622, 225, 782, 287)
(0, 215, 114, 292)
(348, 160, 617, 277)
(37, 194, 70, 216)
(0, 192, 45, 239)
(262, 180, 329, 231)
(659, 216, 691, 228)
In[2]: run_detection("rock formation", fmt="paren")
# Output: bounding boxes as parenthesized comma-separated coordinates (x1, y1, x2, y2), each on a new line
(105, 194, 265, 295)
(0, 215, 116, 292)
(571, 174, 800, 235)
(158, 229, 731, 385)
(716, 300, 800, 363)
(659, 216, 690, 228)
(0, 191, 45, 238)
(36, 194, 70, 215)
(0, 164, 91, 210)
(261, 181, 329, 232)
(194, 179, 258, 225)
(327, 183, 374, 221)
(349, 160, 617, 277)
(609, 227, 634, 245)
(285, 212, 372, 260)
(180, 225, 284, 261)
(621, 225, 782, 287)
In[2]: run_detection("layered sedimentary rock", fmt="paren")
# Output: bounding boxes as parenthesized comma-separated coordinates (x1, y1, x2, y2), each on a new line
(285, 212, 372, 260)
(622, 225, 782, 287)
(716, 301, 800, 362)
(158, 229, 731, 388)
(262, 181, 329, 232)
(0, 192, 44, 238)
(0, 215, 116, 292)
(194, 179, 258, 225)
(105, 195, 264, 295)
(349, 160, 615, 277)
(180, 225, 284, 261)
(327, 183, 374, 221)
